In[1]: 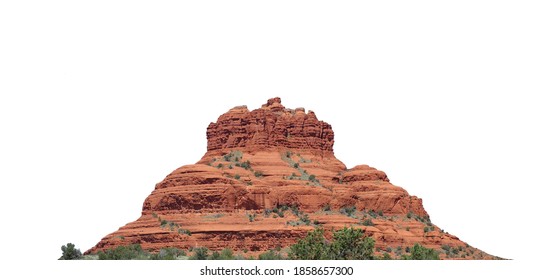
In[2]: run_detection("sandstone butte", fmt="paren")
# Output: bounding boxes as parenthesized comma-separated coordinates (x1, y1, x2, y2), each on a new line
(86, 97, 498, 260)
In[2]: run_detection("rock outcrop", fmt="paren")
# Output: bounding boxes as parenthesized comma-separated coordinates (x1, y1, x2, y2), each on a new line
(86, 97, 497, 259)
(206, 97, 334, 153)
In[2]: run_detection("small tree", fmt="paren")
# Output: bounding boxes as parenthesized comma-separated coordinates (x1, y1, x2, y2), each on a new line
(328, 227, 375, 260)
(288, 228, 328, 260)
(289, 227, 374, 260)
(59, 243, 82, 260)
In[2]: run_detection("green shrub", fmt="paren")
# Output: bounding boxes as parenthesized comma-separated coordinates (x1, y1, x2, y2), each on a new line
(151, 247, 186, 260)
(98, 244, 149, 260)
(401, 243, 439, 260)
(234, 174, 241, 179)
(208, 251, 221, 260)
(328, 227, 375, 260)
(288, 228, 328, 260)
(340, 206, 356, 217)
(441, 244, 451, 254)
(190, 247, 209, 260)
(396, 246, 403, 254)
(287, 220, 301, 226)
(291, 204, 300, 216)
(322, 204, 331, 211)
(258, 250, 284, 260)
(406, 212, 413, 219)
(254, 171, 263, 178)
(247, 213, 256, 222)
(289, 227, 374, 260)
(381, 252, 392, 260)
(300, 214, 311, 225)
(220, 248, 234, 260)
(368, 210, 378, 218)
(361, 219, 374, 226)
(59, 243, 82, 260)
(178, 229, 191, 236)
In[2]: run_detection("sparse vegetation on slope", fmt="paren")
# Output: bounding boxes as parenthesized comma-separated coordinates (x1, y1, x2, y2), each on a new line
(401, 243, 440, 260)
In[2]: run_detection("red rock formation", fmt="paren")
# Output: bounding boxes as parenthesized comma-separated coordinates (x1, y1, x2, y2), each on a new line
(86, 97, 497, 260)
(206, 97, 334, 153)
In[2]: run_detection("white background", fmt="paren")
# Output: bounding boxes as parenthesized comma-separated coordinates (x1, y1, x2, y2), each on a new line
(1, 1, 551, 279)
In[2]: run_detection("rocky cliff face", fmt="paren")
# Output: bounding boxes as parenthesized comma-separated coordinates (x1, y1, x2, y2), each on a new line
(206, 97, 334, 152)
(87, 97, 497, 259)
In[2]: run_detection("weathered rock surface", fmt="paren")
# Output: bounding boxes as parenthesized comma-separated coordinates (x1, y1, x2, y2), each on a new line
(87, 97, 497, 259)
(206, 97, 334, 152)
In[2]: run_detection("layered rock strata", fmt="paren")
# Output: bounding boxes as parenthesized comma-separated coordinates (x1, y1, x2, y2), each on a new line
(87, 97, 496, 259)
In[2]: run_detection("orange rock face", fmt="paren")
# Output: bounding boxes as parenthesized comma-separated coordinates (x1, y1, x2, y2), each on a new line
(87, 97, 497, 259)
(206, 97, 334, 152)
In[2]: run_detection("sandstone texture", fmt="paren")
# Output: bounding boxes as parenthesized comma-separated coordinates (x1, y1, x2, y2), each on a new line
(87, 97, 497, 259)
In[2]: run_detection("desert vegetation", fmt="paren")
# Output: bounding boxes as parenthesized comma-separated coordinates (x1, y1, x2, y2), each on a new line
(281, 151, 322, 187)
(63, 227, 452, 260)
(58, 243, 82, 260)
